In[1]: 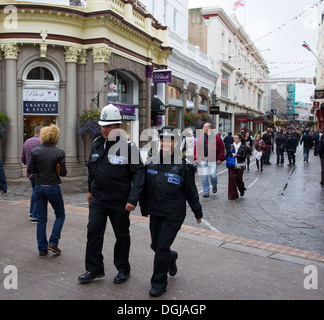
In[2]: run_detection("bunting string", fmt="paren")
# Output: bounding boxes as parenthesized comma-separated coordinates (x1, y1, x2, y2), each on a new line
(241, 0, 324, 49)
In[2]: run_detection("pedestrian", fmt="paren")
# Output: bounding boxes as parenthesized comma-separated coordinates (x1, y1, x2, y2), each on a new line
(223, 133, 247, 200)
(180, 127, 197, 164)
(316, 135, 324, 186)
(300, 130, 313, 163)
(196, 123, 225, 197)
(0, 159, 7, 195)
(223, 131, 234, 151)
(27, 124, 67, 257)
(314, 129, 323, 156)
(253, 133, 266, 172)
(274, 131, 286, 165)
(140, 126, 203, 297)
(244, 131, 253, 170)
(285, 133, 297, 166)
(78, 104, 145, 285)
(262, 128, 272, 165)
(21, 126, 42, 223)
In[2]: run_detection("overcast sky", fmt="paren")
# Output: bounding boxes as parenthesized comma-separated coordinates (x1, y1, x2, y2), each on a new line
(188, 0, 322, 103)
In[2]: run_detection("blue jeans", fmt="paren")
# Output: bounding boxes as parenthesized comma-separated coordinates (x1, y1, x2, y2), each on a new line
(303, 147, 310, 162)
(200, 161, 218, 195)
(29, 177, 38, 220)
(35, 185, 65, 254)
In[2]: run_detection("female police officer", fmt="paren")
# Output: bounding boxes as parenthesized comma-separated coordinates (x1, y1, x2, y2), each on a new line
(78, 104, 144, 284)
(140, 126, 203, 297)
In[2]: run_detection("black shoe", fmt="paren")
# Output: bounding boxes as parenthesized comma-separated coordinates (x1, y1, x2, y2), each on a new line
(114, 272, 130, 284)
(169, 251, 178, 277)
(212, 187, 217, 194)
(149, 287, 166, 297)
(78, 271, 105, 284)
(240, 191, 245, 197)
(203, 193, 209, 198)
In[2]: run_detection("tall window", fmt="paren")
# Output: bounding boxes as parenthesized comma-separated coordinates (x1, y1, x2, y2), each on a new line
(221, 71, 229, 97)
(168, 86, 182, 100)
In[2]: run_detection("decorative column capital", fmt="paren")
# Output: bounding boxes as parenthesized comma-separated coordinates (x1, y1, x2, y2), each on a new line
(2, 43, 19, 60)
(92, 46, 112, 64)
(64, 46, 80, 63)
(77, 49, 88, 65)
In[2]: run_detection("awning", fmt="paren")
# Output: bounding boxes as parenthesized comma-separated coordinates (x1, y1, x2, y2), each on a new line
(151, 97, 166, 115)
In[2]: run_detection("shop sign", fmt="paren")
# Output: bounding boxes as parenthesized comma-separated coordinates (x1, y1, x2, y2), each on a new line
(210, 106, 220, 115)
(315, 90, 324, 100)
(23, 89, 59, 115)
(236, 118, 250, 122)
(153, 71, 172, 83)
(114, 103, 136, 122)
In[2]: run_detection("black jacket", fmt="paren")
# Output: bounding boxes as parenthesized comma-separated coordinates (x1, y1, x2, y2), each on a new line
(28, 143, 67, 185)
(316, 138, 324, 159)
(140, 152, 203, 219)
(300, 134, 314, 149)
(275, 134, 287, 148)
(262, 132, 272, 146)
(224, 143, 247, 164)
(285, 137, 297, 152)
(88, 135, 144, 206)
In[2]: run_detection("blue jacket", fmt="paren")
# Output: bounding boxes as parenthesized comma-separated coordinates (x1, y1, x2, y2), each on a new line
(0, 160, 7, 193)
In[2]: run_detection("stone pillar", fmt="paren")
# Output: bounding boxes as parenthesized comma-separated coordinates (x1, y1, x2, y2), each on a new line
(64, 46, 83, 176)
(2, 44, 20, 178)
(92, 46, 111, 107)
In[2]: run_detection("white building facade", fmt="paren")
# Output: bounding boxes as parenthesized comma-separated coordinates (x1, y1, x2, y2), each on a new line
(139, 0, 219, 130)
(189, 7, 270, 134)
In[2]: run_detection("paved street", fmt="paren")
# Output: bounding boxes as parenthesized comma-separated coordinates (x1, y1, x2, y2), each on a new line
(1, 145, 324, 301)
(3, 145, 324, 256)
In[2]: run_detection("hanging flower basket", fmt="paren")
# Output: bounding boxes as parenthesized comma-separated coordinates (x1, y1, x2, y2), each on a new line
(184, 112, 211, 128)
(0, 112, 11, 141)
(77, 108, 101, 137)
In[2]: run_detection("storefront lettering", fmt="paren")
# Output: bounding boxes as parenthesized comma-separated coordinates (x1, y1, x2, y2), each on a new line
(23, 102, 59, 115)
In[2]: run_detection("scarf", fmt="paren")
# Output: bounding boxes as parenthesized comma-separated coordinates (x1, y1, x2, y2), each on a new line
(233, 142, 244, 168)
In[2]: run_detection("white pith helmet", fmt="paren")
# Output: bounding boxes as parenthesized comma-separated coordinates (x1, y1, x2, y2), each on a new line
(98, 104, 122, 127)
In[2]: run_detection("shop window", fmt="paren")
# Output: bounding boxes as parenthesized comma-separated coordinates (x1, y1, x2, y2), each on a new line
(221, 71, 229, 97)
(27, 67, 54, 81)
(168, 86, 182, 100)
(187, 91, 195, 103)
(107, 70, 133, 105)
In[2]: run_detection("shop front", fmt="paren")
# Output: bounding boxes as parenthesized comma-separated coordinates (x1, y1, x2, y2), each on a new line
(316, 105, 324, 131)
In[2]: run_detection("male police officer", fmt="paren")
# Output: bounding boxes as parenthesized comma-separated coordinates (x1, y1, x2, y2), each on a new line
(140, 126, 203, 297)
(78, 104, 144, 284)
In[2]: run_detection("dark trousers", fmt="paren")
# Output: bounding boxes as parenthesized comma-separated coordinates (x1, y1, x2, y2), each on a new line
(85, 198, 131, 274)
(228, 167, 245, 198)
(264, 146, 271, 164)
(287, 150, 296, 165)
(256, 155, 264, 170)
(320, 158, 324, 185)
(276, 147, 285, 164)
(149, 215, 185, 289)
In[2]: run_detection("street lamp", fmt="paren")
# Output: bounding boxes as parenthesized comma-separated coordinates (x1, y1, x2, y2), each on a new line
(235, 79, 245, 89)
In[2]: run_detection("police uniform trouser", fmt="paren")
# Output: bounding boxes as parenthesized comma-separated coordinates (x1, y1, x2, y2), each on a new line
(85, 198, 131, 274)
(149, 215, 185, 289)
